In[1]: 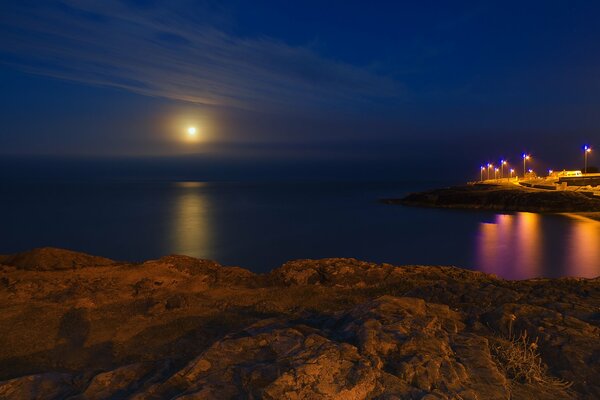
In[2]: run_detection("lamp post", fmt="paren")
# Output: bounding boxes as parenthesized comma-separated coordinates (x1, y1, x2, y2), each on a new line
(584, 145, 591, 174)
(480, 166, 485, 181)
(487, 163, 493, 180)
(522, 154, 530, 177)
(494, 168, 499, 180)
(510, 169, 515, 179)
(500, 160, 507, 180)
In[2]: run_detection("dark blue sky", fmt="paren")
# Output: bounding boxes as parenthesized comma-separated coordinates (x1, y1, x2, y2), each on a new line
(1, 1, 600, 180)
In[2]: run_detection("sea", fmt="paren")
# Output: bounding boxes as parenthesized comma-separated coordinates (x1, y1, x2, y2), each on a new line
(1, 180, 599, 279)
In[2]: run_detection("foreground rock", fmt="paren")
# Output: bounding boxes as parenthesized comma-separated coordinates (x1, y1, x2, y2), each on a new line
(0, 248, 599, 399)
(385, 184, 600, 213)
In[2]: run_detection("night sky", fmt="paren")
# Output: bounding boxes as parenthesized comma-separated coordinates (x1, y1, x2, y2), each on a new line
(1, 1, 600, 181)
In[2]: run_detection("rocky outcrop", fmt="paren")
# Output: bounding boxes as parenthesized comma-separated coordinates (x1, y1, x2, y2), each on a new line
(385, 184, 600, 212)
(0, 248, 598, 399)
(0, 247, 115, 271)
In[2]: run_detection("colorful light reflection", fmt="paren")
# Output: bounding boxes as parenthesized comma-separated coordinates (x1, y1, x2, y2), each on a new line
(564, 215, 600, 278)
(476, 213, 600, 279)
(476, 213, 542, 279)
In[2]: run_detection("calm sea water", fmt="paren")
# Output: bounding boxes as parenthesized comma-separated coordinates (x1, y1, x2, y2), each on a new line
(1, 180, 599, 279)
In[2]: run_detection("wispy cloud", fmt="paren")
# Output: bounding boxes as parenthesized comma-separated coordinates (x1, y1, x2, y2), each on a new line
(0, 0, 403, 111)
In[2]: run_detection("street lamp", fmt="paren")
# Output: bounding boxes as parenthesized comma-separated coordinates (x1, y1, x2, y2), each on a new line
(522, 153, 530, 177)
(480, 166, 485, 181)
(584, 145, 591, 174)
(500, 160, 507, 180)
(494, 168, 499, 180)
(510, 168, 515, 179)
(487, 163, 493, 180)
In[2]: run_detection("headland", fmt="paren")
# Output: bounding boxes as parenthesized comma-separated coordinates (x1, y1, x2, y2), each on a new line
(385, 182, 600, 213)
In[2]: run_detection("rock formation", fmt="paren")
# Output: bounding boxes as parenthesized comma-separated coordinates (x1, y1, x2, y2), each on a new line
(386, 184, 600, 213)
(0, 248, 598, 399)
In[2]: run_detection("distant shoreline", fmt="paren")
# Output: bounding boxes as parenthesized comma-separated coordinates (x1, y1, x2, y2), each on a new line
(383, 183, 600, 213)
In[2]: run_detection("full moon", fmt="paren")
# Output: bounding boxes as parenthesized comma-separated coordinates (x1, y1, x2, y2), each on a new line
(187, 126, 197, 136)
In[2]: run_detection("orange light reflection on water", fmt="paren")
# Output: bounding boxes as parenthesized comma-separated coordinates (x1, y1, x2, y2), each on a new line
(565, 215, 600, 278)
(476, 212, 542, 279)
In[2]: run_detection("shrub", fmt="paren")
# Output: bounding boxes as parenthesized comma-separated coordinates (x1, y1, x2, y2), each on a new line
(490, 331, 571, 389)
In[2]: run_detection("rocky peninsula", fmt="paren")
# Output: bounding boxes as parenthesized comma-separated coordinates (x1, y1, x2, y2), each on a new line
(0, 247, 599, 399)
(386, 183, 600, 213)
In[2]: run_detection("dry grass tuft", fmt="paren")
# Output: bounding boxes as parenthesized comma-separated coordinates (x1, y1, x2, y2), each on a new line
(491, 331, 572, 390)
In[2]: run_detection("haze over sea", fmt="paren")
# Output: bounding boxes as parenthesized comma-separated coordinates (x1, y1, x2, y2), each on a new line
(2, 159, 599, 280)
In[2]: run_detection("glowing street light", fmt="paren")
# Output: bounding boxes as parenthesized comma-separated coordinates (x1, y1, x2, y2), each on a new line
(494, 167, 499, 180)
(510, 168, 515, 179)
(487, 163, 493, 180)
(480, 166, 485, 181)
(522, 153, 531, 177)
(500, 159, 507, 179)
(584, 145, 591, 174)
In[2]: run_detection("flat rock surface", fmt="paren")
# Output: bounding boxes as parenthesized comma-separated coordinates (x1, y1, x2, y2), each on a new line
(0, 248, 599, 399)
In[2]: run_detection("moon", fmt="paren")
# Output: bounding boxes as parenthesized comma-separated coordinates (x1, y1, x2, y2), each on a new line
(187, 126, 197, 136)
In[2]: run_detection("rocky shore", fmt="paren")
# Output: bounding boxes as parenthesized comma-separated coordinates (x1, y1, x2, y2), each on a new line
(385, 183, 600, 213)
(0, 247, 599, 399)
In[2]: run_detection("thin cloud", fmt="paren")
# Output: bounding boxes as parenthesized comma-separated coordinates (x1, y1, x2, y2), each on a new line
(0, 1, 404, 112)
